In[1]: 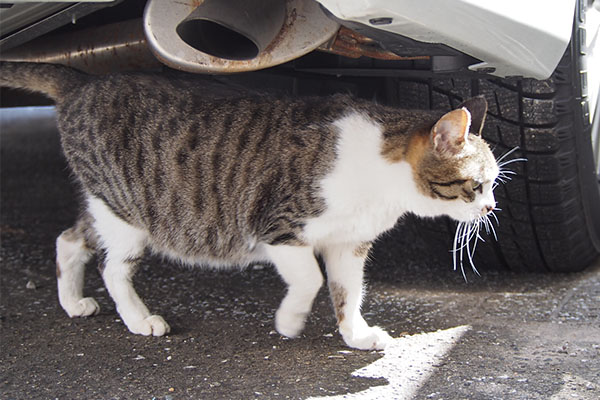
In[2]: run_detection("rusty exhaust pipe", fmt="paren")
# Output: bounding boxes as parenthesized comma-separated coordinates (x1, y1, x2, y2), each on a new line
(0, 19, 162, 74)
(1, 1, 406, 75)
(1, 1, 340, 75)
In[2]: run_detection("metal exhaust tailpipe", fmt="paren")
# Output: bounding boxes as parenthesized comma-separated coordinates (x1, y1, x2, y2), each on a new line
(144, 0, 340, 74)
(176, 0, 285, 61)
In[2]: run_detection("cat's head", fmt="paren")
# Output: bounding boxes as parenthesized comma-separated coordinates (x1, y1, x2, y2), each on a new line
(408, 96, 499, 222)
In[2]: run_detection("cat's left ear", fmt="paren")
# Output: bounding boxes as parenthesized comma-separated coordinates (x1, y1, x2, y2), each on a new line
(431, 108, 471, 156)
(458, 95, 488, 136)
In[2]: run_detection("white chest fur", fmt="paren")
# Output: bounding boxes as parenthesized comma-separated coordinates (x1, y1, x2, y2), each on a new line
(302, 112, 424, 246)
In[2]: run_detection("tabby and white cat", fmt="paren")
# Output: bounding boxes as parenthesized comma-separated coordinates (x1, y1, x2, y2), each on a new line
(0, 62, 498, 350)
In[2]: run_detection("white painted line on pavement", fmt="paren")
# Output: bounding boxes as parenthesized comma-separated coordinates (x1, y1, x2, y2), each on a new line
(308, 325, 471, 400)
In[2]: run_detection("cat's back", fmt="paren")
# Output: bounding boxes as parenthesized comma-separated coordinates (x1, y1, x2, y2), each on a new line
(56, 71, 346, 144)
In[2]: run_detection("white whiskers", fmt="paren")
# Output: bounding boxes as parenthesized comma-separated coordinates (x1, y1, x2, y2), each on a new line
(452, 217, 487, 281)
(451, 147, 526, 281)
(494, 147, 527, 189)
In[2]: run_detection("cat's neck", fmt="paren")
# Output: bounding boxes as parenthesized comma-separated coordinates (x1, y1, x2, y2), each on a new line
(324, 111, 430, 205)
(302, 111, 433, 245)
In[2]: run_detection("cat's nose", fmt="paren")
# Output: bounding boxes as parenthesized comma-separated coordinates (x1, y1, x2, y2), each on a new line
(483, 204, 494, 214)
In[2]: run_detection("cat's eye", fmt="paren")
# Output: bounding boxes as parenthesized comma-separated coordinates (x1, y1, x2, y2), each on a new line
(472, 181, 483, 193)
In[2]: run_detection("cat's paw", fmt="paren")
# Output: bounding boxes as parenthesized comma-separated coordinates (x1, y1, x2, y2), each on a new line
(341, 325, 392, 350)
(127, 315, 171, 337)
(64, 297, 100, 318)
(275, 309, 307, 338)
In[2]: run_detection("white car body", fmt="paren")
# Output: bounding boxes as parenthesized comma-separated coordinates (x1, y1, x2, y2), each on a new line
(317, 0, 575, 80)
(317, 0, 599, 127)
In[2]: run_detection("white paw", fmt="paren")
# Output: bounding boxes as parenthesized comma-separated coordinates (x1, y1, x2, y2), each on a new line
(126, 315, 171, 337)
(341, 325, 392, 350)
(65, 297, 100, 318)
(275, 309, 306, 338)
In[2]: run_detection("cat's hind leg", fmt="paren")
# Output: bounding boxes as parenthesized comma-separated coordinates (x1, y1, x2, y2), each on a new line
(87, 196, 170, 336)
(265, 244, 323, 338)
(56, 217, 99, 318)
(323, 242, 392, 350)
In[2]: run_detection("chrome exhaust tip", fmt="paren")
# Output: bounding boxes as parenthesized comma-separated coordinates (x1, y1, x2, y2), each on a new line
(176, 0, 286, 61)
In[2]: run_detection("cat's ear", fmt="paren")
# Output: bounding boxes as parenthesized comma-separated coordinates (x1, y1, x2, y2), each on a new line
(458, 95, 488, 136)
(431, 108, 471, 156)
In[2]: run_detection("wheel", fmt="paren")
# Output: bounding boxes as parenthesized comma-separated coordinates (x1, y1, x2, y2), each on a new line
(411, 0, 600, 272)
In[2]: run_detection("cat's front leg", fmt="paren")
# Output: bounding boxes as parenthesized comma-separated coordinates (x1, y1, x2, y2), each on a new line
(87, 196, 170, 337)
(56, 226, 99, 318)
(265, 244, 323, 338)
(323, 242, 392, 350)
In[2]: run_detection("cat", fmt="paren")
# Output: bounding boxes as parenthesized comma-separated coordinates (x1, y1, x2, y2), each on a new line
(0, 61, 498, 350)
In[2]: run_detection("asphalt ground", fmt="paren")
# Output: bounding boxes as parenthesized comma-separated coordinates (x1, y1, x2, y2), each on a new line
(1, 107, 599, 399)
